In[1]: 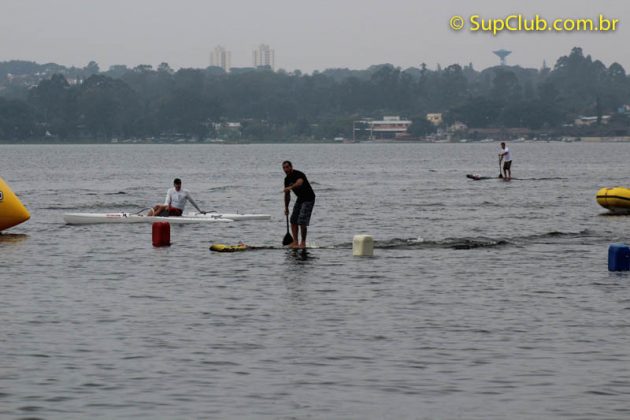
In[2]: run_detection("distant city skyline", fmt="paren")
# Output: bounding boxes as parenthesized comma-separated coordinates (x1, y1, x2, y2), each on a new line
(209, 44, 276, 72)
(0, 0, 628, 73)
(209, 45, 231, 71)
(252, 44, 275, 70)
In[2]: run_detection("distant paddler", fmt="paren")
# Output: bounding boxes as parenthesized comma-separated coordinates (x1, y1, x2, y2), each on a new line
(148, 178, 205, 216)
(282, 161, 316, 249)
(498, 142, 513, 181)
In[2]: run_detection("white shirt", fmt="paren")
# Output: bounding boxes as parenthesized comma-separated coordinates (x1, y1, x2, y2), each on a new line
(164, 187, 200, 211)
(501, 147, 512, 162)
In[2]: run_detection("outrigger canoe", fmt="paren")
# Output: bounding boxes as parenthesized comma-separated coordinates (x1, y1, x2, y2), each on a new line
(63, 211, 271, 225)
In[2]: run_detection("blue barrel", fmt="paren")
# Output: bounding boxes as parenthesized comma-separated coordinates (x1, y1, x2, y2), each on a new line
(608, 243, 630, 271)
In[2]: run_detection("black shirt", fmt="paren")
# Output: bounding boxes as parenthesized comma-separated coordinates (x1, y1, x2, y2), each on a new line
(284, 169, 316, 202)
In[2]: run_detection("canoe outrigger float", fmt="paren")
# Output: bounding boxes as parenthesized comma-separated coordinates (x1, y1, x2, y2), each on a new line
(210, 243, 249, 252)
(63, 211, 271, 225)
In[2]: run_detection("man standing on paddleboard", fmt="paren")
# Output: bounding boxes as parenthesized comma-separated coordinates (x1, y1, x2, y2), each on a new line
(283, 161, 316, 249)
(148, 178, 205, 216)
(499, 142, 513, 181)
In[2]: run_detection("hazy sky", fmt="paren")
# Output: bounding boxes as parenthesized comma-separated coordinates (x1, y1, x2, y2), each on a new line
(1, 0, 628, 72)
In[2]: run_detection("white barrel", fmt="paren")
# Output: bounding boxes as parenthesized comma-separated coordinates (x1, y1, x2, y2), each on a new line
(353, 234, 374, 256)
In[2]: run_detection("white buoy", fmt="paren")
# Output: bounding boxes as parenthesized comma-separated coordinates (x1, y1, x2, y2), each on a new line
(353, 234, 374, 257)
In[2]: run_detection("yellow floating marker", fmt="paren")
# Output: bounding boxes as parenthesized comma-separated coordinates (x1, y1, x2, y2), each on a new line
(596, 186, 630, 213)
(210, 243, 248, 252)
(0, 177, 30, 231)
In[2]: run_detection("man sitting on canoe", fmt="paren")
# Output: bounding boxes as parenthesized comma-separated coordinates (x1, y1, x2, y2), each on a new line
(148, 178, 205, 216)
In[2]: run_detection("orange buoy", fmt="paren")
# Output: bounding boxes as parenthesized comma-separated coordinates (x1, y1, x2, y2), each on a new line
(152, 222, 170, 247)
(0, 177, 30, 231)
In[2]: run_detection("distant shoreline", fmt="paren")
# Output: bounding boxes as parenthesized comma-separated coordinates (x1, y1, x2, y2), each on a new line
(2, 136, 630, 145)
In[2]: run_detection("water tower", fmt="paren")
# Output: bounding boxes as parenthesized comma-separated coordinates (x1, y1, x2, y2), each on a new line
(493, 49, 512, 66)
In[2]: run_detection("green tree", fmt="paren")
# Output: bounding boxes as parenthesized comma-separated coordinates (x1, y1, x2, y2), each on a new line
(491, 68, 522, 104)
(408, 117, 436, 137)
(83, 61, 100, 77)
(28, 74, 74, 136)
(77, 75, 140, 139)
(0, 97, 38, 140)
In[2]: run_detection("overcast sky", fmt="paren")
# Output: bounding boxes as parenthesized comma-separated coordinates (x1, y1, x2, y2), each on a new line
(1, 0, 628, 72)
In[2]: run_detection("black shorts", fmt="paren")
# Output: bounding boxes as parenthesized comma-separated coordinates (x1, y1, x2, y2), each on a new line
(168, 207, 183, 216)
(159, 206, 182, 216)
(503, 160, 512, 171)
(290, 201, 314, 226)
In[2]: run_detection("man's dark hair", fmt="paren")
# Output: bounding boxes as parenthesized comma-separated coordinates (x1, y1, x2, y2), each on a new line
(173, 178, 182, 184)
(282, 161, 292, 167)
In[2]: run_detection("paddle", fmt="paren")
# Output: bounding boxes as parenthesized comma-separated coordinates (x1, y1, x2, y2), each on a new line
(498, 156, 503, 178)
(282, 214, 293, 246)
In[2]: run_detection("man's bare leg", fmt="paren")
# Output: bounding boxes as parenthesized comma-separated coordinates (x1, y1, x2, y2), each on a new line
(290, 223, 299, 248)
(298, 225, 307, 248)
(149, 205, 167, 216)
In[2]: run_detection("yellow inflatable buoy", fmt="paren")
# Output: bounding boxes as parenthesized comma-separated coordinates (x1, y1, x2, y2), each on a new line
(0, 177, 30, 231)
(596, 187, 630, 213)
(210, 243, 248, 252)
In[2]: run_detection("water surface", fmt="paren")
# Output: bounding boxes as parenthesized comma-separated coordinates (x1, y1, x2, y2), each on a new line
(1, 143, 630, 419)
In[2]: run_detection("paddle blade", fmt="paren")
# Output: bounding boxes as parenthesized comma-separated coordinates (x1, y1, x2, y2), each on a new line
(282, 214, 293, 245)
(283, 232, 293, 246)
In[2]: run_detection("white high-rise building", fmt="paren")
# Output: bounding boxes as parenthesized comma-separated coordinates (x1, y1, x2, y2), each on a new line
(252, 44, 275, 70)
(210, 46, 231, 72)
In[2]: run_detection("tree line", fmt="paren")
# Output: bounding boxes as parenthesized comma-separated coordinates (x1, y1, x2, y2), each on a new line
(0, 47, 629, 141)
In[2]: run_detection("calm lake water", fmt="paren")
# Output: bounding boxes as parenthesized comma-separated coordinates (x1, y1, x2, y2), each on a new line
(1, 142, 630, 419)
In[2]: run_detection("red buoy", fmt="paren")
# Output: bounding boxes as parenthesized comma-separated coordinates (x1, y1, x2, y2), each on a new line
(152, 222, 171, 247)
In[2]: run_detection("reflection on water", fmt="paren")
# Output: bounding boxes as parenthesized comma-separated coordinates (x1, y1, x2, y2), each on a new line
(287, 248, 312, 262)
(0, 233, 28, 244)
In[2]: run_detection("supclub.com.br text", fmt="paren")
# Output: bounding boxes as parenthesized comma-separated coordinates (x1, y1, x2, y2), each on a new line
(449, 14, 619, 35)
